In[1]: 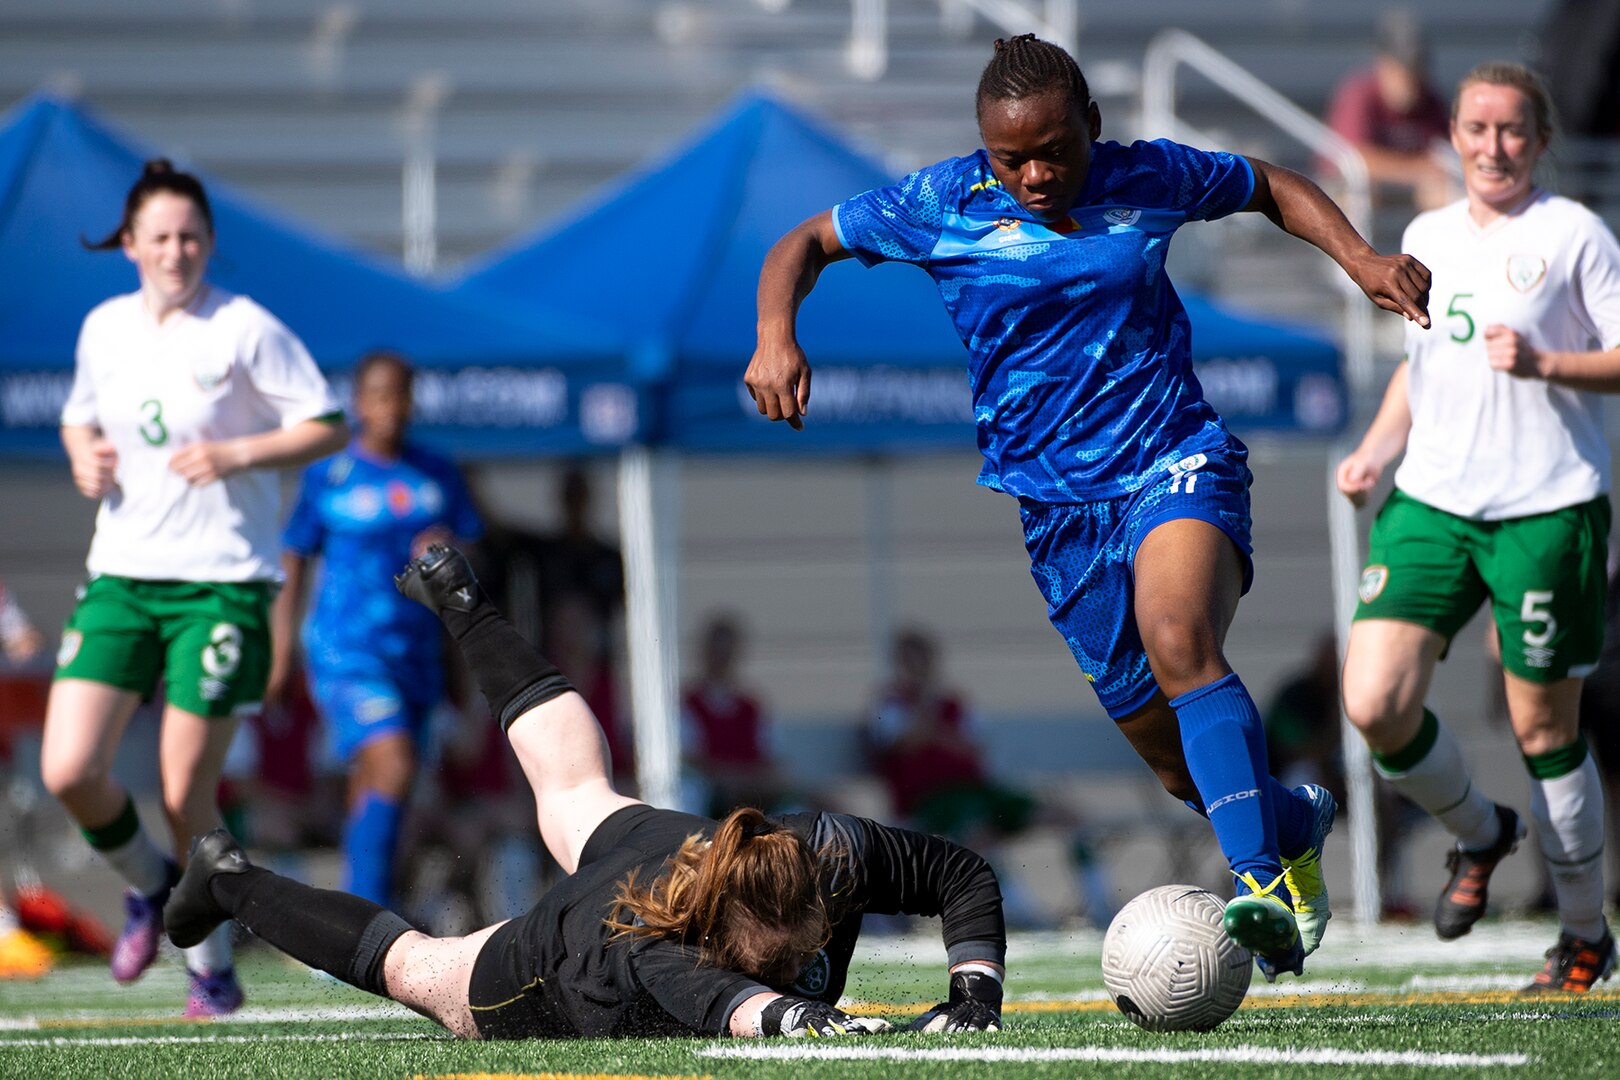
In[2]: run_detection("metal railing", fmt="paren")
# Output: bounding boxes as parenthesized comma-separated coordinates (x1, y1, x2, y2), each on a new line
(828, 0, 1077, 80)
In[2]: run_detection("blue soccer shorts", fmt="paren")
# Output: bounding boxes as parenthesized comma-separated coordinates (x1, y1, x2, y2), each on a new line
(309, 664, 440, 763)
(1019, 448, 1254, 719)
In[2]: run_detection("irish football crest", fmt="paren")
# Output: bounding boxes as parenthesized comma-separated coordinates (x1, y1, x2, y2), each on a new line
(56, 630, 82, 667)
(1358, 565, 1389, 604)
(193, 354, 231, 391)
(1506, 254, 1546, 293)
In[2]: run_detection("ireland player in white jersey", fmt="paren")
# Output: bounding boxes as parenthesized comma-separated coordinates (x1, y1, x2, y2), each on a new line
(1338, 62, 1620, 992)
(748, 35, 1432, 981)
(40, 159, 347, 1016)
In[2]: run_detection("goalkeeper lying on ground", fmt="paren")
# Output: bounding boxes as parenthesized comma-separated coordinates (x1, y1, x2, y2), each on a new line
(164, 545, 1007, 1039)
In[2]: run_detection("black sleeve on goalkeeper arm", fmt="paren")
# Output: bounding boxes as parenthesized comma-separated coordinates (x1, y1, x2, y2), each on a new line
(437, 599, 574, 731)
(796, 812, 1007, 968)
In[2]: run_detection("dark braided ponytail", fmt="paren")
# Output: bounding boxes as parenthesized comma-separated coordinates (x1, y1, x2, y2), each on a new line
(975, 34, 1090, 124)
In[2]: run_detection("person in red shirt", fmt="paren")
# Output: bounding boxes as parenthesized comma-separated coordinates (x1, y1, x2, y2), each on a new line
(863, 627, 1115, 927)
(1326, 9, 1454, 211)
(680, 613, 791, 817)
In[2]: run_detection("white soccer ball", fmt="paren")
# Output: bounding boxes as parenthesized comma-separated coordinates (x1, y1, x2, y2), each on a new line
(1100, 883, 1253, 1032)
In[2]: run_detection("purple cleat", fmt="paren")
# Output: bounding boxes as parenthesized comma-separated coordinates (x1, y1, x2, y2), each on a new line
(184, 966, 244, 1018)
(110, 863, 178, 985)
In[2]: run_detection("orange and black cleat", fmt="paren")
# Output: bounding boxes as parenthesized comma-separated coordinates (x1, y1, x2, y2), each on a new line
(1524, 929, 1617, 993)
(1435, 804, 1524, 940)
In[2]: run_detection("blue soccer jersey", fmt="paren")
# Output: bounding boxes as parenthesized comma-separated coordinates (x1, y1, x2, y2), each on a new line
(284, 444, 483, 684)
(833, 139, 1255, 503)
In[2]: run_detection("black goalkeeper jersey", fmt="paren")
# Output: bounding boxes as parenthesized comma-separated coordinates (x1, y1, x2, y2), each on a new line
(465, 805, 1005, 1038)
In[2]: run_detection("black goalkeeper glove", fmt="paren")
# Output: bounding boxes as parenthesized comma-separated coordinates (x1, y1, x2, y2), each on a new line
(908, 968, 1003, 1033)
(759, 997, 893, 1038)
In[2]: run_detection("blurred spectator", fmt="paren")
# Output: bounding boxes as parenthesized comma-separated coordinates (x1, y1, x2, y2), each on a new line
(1325, 9, 1454, 211)
(1264, 632, 1344, 795)
(679, 612, 792, 818)
(477, 467, 623, 664)
(472, 466, 627, 783)
(863, 627, 1114, 928)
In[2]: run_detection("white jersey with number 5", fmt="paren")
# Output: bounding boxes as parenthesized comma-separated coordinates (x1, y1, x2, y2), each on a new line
(62, 286, 341, 582)
(1395, 191, 1620, 520)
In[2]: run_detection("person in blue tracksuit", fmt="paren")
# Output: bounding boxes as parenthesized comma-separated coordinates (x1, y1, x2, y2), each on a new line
(272, 351, 482, 905)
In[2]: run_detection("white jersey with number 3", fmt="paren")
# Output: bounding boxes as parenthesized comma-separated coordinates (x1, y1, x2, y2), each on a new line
(1395, 191, 1620, 519)
(62, 286, 340, 582)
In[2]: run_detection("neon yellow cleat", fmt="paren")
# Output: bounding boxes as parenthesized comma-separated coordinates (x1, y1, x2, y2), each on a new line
(1224, 870, 1303, 982)
(1282, 784, 1337, 956)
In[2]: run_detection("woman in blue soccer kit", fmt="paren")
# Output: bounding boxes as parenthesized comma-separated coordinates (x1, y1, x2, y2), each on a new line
(272, 351, 482, 905)
(746, 35, 1432, 978)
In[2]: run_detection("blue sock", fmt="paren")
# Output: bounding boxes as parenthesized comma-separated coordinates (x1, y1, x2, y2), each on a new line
(1185, 780, 1308, 856)
(342, 791, 403, 906)
(1170, 673, 1280, 887)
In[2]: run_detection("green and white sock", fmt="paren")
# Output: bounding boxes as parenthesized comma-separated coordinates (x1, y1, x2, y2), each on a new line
(185, 922, 234, 976)
(1526, 738, 1608, 942)
(82, 795, 170, 896)
(1373, 709, 1499, 849)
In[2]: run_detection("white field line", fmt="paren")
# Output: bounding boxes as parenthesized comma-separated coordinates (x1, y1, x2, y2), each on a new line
(0, 1032, 441, 1049)
(0, 1003, 419, 1029)
(700, 1044, 1530, 1068)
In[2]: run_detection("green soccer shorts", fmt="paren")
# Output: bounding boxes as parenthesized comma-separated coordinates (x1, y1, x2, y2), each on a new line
(1353, 489, 1610, 683)
(54, 576, 273, 718)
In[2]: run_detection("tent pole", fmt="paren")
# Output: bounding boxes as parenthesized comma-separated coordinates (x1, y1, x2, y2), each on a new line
(1328, 444, 1381, 924)
(618, 446, 681, 810)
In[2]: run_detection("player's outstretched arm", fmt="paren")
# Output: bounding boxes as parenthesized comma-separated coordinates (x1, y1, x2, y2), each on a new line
(746, 210, 852, 431)
(1242, 157, 1432, 329)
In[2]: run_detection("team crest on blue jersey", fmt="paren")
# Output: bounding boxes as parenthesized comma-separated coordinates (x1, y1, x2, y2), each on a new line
(1103, 208, 1142, 227)
(1506, 254, 1547, 293)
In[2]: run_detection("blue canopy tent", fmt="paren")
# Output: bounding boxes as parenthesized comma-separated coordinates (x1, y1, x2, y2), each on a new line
(0, 94, 639, 458)
(460, 90, 1345, 452)
(455, 89, 1350, 807)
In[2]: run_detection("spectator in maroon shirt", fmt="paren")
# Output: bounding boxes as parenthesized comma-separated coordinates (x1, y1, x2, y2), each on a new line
(680, 612, 791, 817)
(1325, 9, 1454, 211)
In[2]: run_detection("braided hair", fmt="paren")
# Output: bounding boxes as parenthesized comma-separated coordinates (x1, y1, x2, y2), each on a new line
(975, 34, 1091, 125)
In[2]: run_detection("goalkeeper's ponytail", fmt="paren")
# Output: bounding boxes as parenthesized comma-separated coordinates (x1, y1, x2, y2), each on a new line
(606, 807, 830, 983)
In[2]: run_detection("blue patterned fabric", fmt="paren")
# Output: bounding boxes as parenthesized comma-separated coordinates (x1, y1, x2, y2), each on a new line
(1018, 448, 1254, 717)
(833, 138, 1254, 503)
(284, 443, 483, 725)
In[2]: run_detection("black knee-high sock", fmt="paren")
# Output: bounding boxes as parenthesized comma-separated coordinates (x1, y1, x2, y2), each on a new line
(438, 598, 574, 731)
(209, 868, 411, 996)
